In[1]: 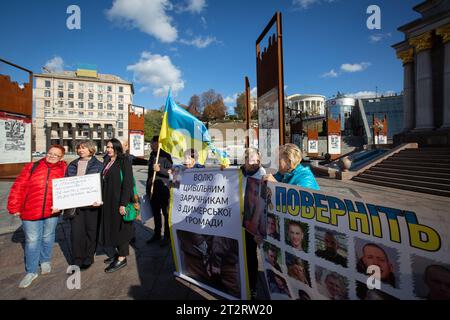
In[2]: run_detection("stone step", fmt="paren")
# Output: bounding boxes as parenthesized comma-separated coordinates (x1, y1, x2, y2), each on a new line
(358, 173, 450, 191)
(375, 163, 450, 174)
(352, 176, 450, 197)
(388, 156, 450, 163)
(392, 153, 450, 160)
(363, 169, 450, 186)
(382, 159, 450, 169)
(369, 166, 450, 179)
(400, 149, 450, 155)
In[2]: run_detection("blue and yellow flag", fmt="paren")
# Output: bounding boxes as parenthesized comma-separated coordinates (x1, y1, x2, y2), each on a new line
(159, 90, 230, 166)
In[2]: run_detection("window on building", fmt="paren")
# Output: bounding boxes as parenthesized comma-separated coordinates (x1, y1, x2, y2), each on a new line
(88, 102, 94, 109)
(58, 81, 64, 89)
(107, 103, 113, 110)
(98, 94, 103, 101)
(107, 112, 114, 118)
(78, 102, 84, 109)
(98, 112, 104, 117)
(118, 131, 123, 137)
(88, 112, 94, 116)
(79, 111, 84, 116)
(98, 103, 103, 110)
(78, 83, 84, 91)
(68, 82, 74, 90)
(118, 95, 124, 103)
(58, 110, 64, 115)
(118, 122, 123, 129)
(107, 85, 112, 92)
(107, 95, 112, 102)
(88, 93, 94, 100)
(78, 92, 84, 100)
(58, 91, 64, 98)
(119, 86, 123, 93)
(44, 90, 51, 97)
(88, 83, 94, 91)
(58, 101, 64, 108)
(44, 100, 50, 108)
(45, 80, 51, 88)
(118, 113, 123, 120)
(69, 110, 74, 115)
(98, 85, 104, 92)
(68, 92, 74, 99)
(118, 104, 124, 111)
(68, 101, 74, 109)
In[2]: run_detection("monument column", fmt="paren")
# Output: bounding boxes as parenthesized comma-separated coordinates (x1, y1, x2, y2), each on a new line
(397, 48, 415, 131)
(410, 31, 434, 131)
(437, 25, 450, 129)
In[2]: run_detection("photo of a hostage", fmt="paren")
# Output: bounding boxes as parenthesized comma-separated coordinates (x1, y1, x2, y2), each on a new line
(176, 229, 241, 299)
(243, 177, 267, 236)
(412, 255, 450, 300)
(315, 227, 348, 268)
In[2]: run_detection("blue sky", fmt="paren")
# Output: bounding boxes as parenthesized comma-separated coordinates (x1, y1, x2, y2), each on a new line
(0, 0, 421, 112)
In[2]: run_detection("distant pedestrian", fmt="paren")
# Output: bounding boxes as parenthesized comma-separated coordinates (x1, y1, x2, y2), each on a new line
(7, 145, 67, 288)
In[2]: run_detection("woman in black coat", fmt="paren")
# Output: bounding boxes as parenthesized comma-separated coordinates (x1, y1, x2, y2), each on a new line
(66, 141, 104, 270)
(99, 138, 134, 273)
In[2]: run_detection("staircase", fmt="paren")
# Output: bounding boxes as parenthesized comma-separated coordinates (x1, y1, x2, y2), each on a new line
(352, 147, 450, 197)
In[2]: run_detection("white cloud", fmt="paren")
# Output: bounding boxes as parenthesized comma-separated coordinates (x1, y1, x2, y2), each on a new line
(293, 0, 335, 9)
(127, 51, 185, 97)
(185, 0, 206, 13)
(44, 56, 64, 73)
(224, 93, 238, 105)
(200, 16, 207, 29)
(321, 69, 338, 78)
(250, 87, 257, 98)
(346, 90, 397, 99)
(340, 62, 371, 73)
(369, 33, 392, 43)
(106, 0, 177, 43)
(180, 36, 218, 48)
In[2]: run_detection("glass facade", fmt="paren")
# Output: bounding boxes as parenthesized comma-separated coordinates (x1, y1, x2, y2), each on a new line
(361, 95, 403, 139)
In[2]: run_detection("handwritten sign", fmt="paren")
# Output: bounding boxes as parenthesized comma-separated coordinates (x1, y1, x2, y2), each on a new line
(52, 173, 102, 210)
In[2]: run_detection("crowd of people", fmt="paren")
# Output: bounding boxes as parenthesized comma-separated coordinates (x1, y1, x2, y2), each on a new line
(7, 138, 321, 297)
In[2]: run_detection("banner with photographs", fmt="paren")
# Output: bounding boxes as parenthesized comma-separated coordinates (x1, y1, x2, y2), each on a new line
(0, 112, 31, 164)
(170, 168, 249, 300)
(243, 177, 269, 237)
(262, 181, 450, 300)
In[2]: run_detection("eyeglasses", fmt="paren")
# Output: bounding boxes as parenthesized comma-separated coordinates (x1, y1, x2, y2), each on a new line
(47, 153, 62, 158)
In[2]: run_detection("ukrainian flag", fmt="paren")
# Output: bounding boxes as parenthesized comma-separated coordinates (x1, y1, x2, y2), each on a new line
(159, 90, 230, 166)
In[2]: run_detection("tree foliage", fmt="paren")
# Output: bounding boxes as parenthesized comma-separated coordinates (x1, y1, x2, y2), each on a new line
(234, 92, 246, 120)
(144, 110, 163, 142)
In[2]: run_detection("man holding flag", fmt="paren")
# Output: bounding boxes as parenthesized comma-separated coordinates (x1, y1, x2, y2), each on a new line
(146, 90, 230, 246)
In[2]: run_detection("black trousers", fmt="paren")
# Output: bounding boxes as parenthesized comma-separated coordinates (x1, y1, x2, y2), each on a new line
(70, 210, 99, 266)
(104, 243, 129, 258)
(245, 230, 258, 292)
(151, 195, 169, 237)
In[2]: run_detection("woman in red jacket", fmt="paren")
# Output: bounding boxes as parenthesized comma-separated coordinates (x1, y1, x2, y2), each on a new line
(7, 145, 67, 288)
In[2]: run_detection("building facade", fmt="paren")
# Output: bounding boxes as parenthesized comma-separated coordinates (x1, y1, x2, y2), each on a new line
(287, 94, 326, 119)
(392, 0, 450, 146)
(35, 69, 134, 153)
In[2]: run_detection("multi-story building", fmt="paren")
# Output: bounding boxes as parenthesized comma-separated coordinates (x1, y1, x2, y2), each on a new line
(34, 68, 134, 153)
(287, 94, 326, 119)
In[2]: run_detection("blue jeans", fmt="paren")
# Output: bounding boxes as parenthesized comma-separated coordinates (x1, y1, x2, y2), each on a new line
(22, 217, 59, 274)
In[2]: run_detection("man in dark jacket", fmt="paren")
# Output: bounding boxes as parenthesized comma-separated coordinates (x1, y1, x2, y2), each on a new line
(146, 136, 173, 246)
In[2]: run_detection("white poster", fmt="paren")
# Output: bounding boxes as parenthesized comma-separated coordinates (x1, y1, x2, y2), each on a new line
(0, 112, 31, 164)
(377, 135, 387, 145)
(170, 168, 249, 300)
(129, 131, 144, 157)
(308, 140, 318, 154)
(52, 173, 102, 210)
(258, 88, 279, 169)
(262, 181, 450, 300)
(328, 135, 341, 155)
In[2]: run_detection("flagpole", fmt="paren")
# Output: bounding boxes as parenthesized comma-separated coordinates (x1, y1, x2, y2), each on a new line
(150, 143, 161, 198)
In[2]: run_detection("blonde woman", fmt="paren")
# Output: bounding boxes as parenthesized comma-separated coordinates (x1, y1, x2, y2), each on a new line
(264, 143, 319, 190)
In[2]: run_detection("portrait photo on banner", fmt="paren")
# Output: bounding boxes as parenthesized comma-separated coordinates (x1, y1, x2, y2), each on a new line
(243, 177, 267, 236)
(315, 226, 348, 268)
(285, 251, 311, 287)
(266, 269, 292, 299)
(176, 229, 241, 299)
(411, 254, 450, 300)
(284, 218, 309, 253)
(315, 265, 349, 300)
(263, 241, 283, 273)
(354, 238, 400, 289)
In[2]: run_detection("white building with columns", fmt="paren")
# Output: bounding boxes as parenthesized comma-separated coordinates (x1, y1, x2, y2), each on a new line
(34, 69, 134, 153)
(286, 94, 326, 119)
(393, 0, 450, 146)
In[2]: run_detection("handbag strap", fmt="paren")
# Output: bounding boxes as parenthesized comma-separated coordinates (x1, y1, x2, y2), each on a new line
(119, 159, 138, 198)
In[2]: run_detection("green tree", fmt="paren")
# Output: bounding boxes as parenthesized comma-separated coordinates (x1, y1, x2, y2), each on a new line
(234, 92, 246, 120)
(144, 110, 163, 142)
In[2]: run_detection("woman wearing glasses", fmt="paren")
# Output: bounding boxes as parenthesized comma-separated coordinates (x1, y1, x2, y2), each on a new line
(7, 145, 67, 288)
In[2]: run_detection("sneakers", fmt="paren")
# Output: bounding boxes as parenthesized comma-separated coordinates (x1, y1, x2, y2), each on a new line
(40, 262, 51, 275)
(105, 258, 127, 273)
(18, 273, 38, 288)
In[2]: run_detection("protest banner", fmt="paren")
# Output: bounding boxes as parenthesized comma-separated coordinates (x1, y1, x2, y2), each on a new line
(170, 168, 249, 300)
(243, 177, 267, 237)
(262, 180, 450, 300)
(52, 173, 102, 210)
